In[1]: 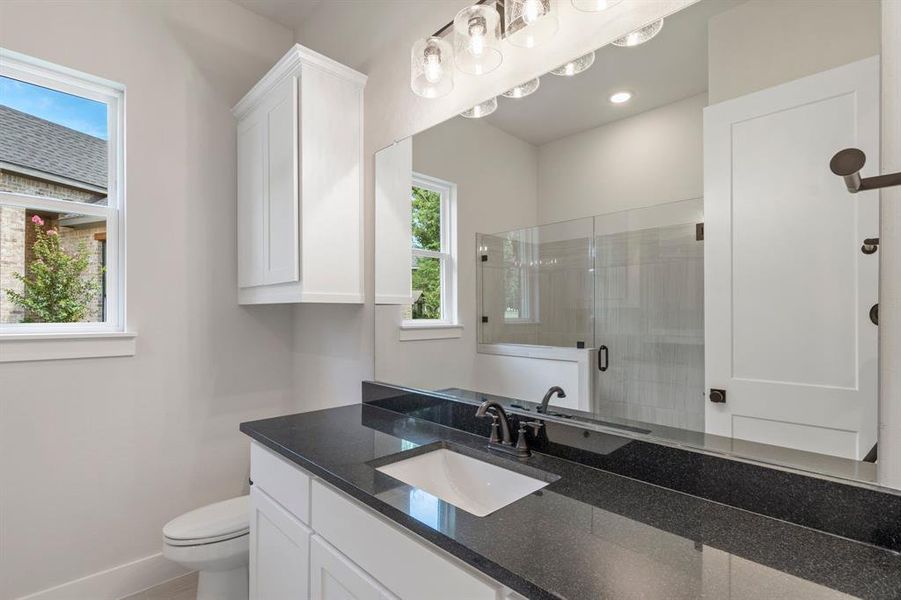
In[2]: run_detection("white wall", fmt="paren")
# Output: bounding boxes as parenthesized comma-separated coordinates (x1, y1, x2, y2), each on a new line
(878, 0, 901, 487)
(0, 2, 295, 598)
(537, 93, 706, 223)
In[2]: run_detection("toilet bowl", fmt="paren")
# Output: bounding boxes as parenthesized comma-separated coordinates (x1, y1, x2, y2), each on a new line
(163, 495, 249, 600)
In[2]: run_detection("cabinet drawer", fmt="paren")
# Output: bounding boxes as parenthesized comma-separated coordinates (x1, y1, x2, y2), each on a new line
(250, 441, 311, 525)
(311, 481, 498, 600)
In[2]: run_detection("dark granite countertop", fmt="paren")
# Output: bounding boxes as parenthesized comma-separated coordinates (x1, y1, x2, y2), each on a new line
(241, 403, 901, 600)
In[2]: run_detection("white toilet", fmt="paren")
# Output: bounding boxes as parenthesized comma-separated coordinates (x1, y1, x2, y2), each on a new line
(162, 495, 250, 600)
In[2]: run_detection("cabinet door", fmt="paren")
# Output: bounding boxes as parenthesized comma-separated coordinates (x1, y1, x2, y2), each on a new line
(250, 487, 311, 600)
(262, 74, 300, 286)
(310, 535, 395, 600)
(237, 112, 265, 288)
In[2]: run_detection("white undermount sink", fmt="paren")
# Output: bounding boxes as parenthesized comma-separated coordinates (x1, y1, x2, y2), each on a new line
(376, 448, 550, 517)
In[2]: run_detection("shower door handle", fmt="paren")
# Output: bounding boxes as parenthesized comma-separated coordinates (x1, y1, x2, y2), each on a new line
(598, 345, 608, 372)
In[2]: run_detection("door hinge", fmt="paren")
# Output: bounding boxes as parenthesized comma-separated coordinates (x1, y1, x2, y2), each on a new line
(696, 222, 704, 241)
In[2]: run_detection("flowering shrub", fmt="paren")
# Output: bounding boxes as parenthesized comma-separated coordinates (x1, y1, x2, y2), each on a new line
(4, 215, 103, 323)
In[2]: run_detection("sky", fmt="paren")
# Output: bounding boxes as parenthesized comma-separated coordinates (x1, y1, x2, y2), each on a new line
(0, 76, 108, 139)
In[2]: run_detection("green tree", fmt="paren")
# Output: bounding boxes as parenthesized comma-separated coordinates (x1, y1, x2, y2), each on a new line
(411, 186, 441, 319)
(5, 216, 103, 323)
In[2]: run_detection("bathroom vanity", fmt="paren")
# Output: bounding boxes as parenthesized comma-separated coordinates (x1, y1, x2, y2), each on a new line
(240, 385, 901, 600)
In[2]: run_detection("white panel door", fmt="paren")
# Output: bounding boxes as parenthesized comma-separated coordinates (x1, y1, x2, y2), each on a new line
(704, 56, 879, 460)
(310, 535, 396, 600)
(374, 139, 413, 305)
(250, 486, 311, 600)
(263, 74, 300, 286)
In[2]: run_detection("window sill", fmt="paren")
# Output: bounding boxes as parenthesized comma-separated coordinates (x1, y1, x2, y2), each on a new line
(0, 331, 136, 363)
(399, 323, 463, 341)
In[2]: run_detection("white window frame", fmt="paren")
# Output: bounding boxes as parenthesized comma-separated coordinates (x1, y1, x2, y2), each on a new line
(0, 48, 131, 358)
(403, 172, 458, 330)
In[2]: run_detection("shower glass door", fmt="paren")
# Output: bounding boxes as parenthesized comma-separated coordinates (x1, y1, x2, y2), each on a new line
(592, 199, 705, 432)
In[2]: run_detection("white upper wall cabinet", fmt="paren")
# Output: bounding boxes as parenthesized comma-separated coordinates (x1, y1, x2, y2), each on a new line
(233, 44, 366, 304)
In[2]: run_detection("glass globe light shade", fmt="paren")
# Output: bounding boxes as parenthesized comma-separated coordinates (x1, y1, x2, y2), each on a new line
(550, 51, 595, 76)
(612, 19, 664, 47)
(461, 97, 498, 118)
(505, 0, 558, 48)
(454, 5, 503, 75)
(571, 0, 623, 11)
(411, 36, 454, 98)
(502, 77, 540, 99)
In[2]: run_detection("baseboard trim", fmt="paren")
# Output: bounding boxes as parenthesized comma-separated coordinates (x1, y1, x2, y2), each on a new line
(16, 553, 189, 600)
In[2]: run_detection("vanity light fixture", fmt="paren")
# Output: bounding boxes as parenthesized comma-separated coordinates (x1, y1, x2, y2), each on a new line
(571, 0, 623, 11)
(505, 0, 558, 48)
(454, 4, 503, 75)
(550, 51, 595, 76)
(411, 36, 454, 98)
(609, 91, 632, 104)
(502, 77, 541, 99)
(461, 97, 498, 118)
(612, 18, 664, 47)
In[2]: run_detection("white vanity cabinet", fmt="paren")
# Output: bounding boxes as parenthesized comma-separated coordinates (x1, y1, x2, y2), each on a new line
(249, 441, 520, 600)
(310, 535, 397, 600)
(249, 487, 311, 600)
(233, 44, 366, 305)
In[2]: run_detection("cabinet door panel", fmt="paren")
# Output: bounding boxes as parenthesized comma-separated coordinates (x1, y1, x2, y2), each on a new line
(310, 535, 394, 600)
(264, 75, 300, 286)
(237, 114, 265, 288)
(250, 487, 311, 600)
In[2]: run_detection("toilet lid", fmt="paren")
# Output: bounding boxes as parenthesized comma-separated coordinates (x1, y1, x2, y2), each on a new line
(163, 495, 249, 544)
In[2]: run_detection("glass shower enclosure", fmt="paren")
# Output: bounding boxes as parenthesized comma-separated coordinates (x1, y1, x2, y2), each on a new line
(477, 199, 705, 432)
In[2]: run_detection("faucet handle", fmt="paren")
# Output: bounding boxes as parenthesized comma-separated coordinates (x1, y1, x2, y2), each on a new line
(523, 420, 544, 434)
(488, 414, 501, 444)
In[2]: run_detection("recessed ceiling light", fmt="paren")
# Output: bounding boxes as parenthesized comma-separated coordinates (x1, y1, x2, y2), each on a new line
(612, 19, 664, 47)
(609, 91, 632, 104)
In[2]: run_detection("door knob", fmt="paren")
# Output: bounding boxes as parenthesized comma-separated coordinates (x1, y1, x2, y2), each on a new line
(709, 389, 726, 403)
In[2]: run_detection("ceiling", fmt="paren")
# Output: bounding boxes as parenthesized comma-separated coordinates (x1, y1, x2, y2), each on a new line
(231, 0, 322, 30)
(483, 0, 743, 146)
(232, 0, 471, 72)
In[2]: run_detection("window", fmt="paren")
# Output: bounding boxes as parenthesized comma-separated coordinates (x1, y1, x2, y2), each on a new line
(0, 49, 125, 337)
(406, 173, 456, 327)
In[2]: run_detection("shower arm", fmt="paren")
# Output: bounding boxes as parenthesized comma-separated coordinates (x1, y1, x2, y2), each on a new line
(830, 148, 901, 194)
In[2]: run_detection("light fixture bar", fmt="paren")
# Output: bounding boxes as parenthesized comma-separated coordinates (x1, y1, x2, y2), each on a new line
(434, 0, 506, 38)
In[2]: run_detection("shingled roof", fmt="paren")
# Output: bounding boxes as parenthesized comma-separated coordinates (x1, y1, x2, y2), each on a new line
(0, 104, 107, 190)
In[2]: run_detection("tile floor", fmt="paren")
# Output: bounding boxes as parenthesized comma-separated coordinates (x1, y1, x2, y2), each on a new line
(120, 572, 197, 600)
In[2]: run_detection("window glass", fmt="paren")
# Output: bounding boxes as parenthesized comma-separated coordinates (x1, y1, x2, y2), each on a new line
(0, 62, 120, 331)
(0, 208, 106, 324)
(411, 185, 441, 251)
(411, 255, 441, 320)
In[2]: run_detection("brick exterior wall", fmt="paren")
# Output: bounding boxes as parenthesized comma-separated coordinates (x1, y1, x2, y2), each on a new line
(0, 172, 106, 323)
(0, 205, 26, 323)
(0, 172, 103, 203)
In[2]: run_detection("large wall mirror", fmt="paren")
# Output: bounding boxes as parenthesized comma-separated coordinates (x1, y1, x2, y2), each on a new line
(374, 0, 883, 485)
